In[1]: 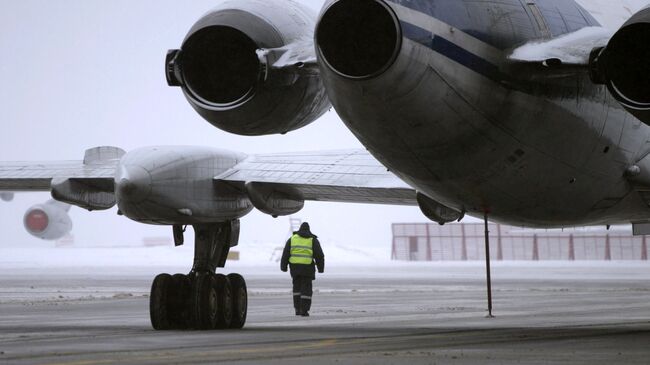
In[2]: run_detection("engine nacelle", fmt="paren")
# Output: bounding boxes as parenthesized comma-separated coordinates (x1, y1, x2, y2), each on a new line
(590, 6, 650, 124)
(416, 193, 464, 226)
(23, 200, 72, 240)
(167, 0, 331, 136)
(245, 182, 304, 217)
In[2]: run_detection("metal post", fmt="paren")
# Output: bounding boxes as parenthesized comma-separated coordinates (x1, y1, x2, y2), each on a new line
(391, 224, 397, 260)
(532, 234, 539, 261)
(425, 223, 432, 261)
(497, 224, 503, 261)
(484, 212, 494, 318)
(461, 223, 468, 261)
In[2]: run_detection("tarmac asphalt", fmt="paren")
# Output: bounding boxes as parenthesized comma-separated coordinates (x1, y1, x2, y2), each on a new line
(0, 263, 649, 364)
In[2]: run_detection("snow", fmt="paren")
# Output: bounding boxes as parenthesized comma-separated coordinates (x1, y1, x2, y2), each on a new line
(0, 243, 647, 284)
(0, 239, 389, 271)
(509, 26, 612, 64)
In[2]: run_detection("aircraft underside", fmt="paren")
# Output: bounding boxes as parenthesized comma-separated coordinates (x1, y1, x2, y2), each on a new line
(317, 0, 650, 228)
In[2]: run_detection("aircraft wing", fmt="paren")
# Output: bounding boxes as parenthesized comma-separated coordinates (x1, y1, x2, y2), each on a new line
(0, 147, 123, 192)
(0, 161, 118, 191)
(215, 150, 417, 206)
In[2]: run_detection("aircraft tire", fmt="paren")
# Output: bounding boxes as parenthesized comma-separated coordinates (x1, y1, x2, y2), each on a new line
(228, 273, 247, 329)
(170, 273, 192, 329)
(214, 274, 233, 329)
(150, 273, 174, 330)
(191, 272, 218, 330)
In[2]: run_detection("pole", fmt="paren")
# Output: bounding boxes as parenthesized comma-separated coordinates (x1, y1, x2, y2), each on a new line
(484, 212, 494, 318)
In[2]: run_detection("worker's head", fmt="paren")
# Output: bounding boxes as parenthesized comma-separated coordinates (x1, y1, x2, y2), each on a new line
(299, 222, 310, 231)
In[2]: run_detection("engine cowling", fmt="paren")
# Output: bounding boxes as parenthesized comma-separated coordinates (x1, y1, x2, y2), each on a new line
(23, 200, 72, 240)
(590, 6, 650, 124)
(167, 0, 331, 136)
(245, 182, 304, 217)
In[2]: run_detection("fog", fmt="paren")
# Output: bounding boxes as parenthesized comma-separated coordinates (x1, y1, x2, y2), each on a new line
(0, 0, 432, 259)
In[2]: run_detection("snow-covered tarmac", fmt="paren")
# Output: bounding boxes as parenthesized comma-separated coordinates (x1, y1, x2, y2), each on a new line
(0, 249, 649, 364)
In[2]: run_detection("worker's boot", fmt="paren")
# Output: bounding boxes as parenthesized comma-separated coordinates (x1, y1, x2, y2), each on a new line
(293, 293, 301, 315)
(300, 296, 311, 317)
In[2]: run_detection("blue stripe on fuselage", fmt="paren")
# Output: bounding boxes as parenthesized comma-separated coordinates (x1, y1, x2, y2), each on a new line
(400, 21, 504, 83)
(386, 0, 512, 49)
(386, 0, 599, 49)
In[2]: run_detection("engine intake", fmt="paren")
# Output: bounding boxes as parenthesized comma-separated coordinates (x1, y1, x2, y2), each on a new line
(316, 0, 402, 79)
(590, 6, 650, 123)
(180, 26, 261, 107)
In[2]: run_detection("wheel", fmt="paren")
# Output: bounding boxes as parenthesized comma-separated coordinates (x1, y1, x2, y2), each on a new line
(227, 273, 247, 329)
(150, 273, 173, 330)
(214, 274, 233, 329)
(191, 272, 218, 330)
(169, 273, 191, 329)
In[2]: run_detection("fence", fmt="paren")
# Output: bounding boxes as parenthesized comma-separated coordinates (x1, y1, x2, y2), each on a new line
(391, 223, 649, 261)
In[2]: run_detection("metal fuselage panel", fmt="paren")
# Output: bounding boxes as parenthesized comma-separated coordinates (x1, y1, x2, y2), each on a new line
(319, 0, 650, 227)
(116, 147, 252, 225)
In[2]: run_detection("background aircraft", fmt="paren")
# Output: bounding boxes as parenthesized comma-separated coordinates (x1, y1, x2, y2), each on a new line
(2, 194, 73, 241)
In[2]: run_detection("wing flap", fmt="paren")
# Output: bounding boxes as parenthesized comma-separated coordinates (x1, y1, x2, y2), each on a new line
(0, 147, 122, 192)
(216, 150, 417, 206)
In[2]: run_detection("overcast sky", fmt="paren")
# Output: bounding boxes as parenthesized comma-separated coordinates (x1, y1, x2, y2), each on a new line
(0, 0, 434, 256)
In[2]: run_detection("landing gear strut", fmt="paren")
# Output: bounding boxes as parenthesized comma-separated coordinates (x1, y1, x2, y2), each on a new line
(149, 220, 248, 330)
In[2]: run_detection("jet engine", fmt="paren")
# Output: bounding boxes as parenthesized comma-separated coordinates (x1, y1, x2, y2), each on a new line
(23, 200, 72, 240)
(590, 6, 650, 124)
(316, 0, 402, 80)
(167, 0, 331, 136)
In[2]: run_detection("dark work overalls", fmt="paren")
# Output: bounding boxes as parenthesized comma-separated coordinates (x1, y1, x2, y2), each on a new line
(281, 224, 325, 316)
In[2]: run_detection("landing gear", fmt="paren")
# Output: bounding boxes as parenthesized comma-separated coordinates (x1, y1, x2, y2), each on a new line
(213, 274, 233, 329)
(149, 220, 248, 330)
(228, 273, 248, 329)
(150, 273, 174, 330)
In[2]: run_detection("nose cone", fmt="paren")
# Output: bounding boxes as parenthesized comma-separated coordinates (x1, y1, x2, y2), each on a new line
(116, 165, 152, 203)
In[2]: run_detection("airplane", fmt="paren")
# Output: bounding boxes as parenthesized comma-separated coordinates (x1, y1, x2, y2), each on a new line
(2, 195, 73, 241)
(21, 200, 73, 240)
(1, 0, 650, 330)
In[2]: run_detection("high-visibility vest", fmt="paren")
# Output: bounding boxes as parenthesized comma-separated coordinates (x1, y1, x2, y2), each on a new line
(289, 234, 313, 265)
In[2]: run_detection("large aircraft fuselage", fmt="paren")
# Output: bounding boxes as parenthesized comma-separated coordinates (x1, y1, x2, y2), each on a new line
(317, 0, 650, 227)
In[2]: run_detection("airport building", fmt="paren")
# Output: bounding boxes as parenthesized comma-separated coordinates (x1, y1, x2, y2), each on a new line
(392, 223, 650, 261)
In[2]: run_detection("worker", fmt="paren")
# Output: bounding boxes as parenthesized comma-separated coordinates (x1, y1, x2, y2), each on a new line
(281, 222, 325, 317)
